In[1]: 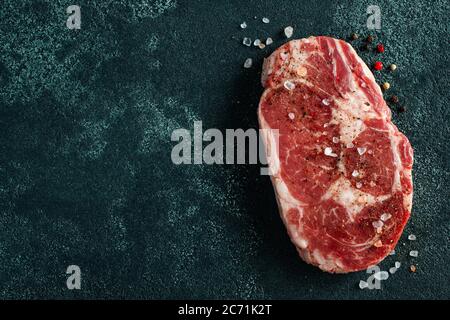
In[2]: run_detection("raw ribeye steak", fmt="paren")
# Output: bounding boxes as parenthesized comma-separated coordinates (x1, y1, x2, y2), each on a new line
(258, 36, 413, 273)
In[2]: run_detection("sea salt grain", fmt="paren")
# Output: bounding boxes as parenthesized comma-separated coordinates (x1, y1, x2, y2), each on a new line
(374, 271, 389, 281)
(332, 137, 339, 144)
(359, 280, 368, 289)
(243, 37, 252, 46)
(262, 17, 270, 24)
(352, 170, 359, 177)
(284, 26, 294, 38)
(324, 147, 338, 157)
(284, 80, 295, 90)
(356, 182, 362, 189)
(253, 39, 261, 46)
(288, 112, 295, 120)
(322, 98, 330, 106)
(243, 58, 252, 69)
(324, 147, 333, 156)
(240, 22, 247, 29)
(389, 267, 397, 274)
(346, 142, 354, 148)
(408, 234, 417, 241)
(266, 37, 273, 45)
(372, 220, 384, 229)
(380, 213, 392, 221)
(357, 147, 367, 155)
(409, 250, 419, 257)
(395, 261, 401, 268)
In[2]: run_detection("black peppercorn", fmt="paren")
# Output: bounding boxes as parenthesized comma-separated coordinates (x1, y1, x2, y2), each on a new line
(390, 95, 399, 103)
(366, 35, 374, 43)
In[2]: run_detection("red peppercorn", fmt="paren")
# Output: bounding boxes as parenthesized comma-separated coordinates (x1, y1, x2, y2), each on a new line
(374, 61, 383, 70)
(376, 43, 385, 53)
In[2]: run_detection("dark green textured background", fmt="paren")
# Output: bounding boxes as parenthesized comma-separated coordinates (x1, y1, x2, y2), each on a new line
(0, 0, 449, 299)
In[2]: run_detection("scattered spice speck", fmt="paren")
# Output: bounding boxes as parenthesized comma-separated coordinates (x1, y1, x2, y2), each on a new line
(376, 43, 385, 53)
(366, 35, 374, 43)
(410, 265, 417, 272)
(373, 61, 383, 71)
(361, 43, 370, 51)
(390, 95, 399, 103)
(382, 82, 390, 90)
(351, 32, 359, 40)
(288, 112, 295, 120)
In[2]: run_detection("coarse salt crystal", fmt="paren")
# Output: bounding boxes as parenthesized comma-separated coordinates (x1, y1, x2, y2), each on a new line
(389, 250, 395, 255)
(240, 22, 247, 29)
(380, 213, 392, 221)
(243, 58, 252, 69)
(409, 250, 418, 257)
(324, 147, 333, 156)
(258, 43, 266, 49)
(395, 261, 401, 268)
(243, 37, 252, 46)
(352, 170, 359, 177)
(357, 147, 367, 155)
(284, 26, 294, 38)
(374, 271, 389, 281)
(253, 39, 261, 46)
(389, 267, 397, 274)
(372, 220, 384, 229)
(262, 17, 270, 23)
(361, 82, 367, 88)
(266, 37, 273, 45)
(356, 182, 362, 188)
(408, 234, 416, 241)
(346, 142, 354, 148)
(324, 147, 338, 157)
(322, 98, 330, 106)
(284, 80, 295, 90)
(332, 137, 339, 144)
(359, 280, 368, 289)
(288, 112, 295, 120)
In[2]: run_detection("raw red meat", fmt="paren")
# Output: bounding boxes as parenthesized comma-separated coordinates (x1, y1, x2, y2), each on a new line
(258, 36, 413, 273)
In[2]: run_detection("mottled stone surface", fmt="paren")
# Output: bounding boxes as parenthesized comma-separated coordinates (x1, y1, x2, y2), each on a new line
(0, 0, 448, 299)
